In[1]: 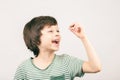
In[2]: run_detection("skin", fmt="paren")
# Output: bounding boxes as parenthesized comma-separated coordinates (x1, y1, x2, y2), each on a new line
(33, 25, 61, 70)
(69, 23, 101, 73)
(33, 23, 102, 73)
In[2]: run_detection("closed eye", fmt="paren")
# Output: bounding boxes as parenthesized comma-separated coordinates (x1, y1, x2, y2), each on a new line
(48, 30, 60, 33)
(57, 30, 60, 32)
(48, 30, 53, 32)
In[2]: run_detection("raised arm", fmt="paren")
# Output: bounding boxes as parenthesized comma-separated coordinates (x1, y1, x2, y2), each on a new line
(69, 23, 102, 73)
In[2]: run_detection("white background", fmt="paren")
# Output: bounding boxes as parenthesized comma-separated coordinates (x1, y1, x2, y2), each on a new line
(0, 0, 120, 80)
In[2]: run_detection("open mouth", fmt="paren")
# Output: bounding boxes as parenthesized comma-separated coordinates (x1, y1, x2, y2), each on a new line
(52, 39, 60, 45)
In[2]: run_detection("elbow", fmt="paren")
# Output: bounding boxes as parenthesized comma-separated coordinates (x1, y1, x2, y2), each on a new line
(83, 62, 102, 73)
(93, 66, 102, 73)
(94, 68, 101, 73)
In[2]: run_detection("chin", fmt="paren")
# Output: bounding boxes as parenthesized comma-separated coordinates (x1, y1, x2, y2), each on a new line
(54, 49, 59, 51)
(52, 48, 59, 51)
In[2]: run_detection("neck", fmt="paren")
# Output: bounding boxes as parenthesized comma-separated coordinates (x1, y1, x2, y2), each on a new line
(35, 48, 55, 62)
(33, 48, 56, 70)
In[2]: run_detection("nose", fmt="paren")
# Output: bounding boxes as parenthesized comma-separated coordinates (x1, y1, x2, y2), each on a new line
(55, 31, 60, 36)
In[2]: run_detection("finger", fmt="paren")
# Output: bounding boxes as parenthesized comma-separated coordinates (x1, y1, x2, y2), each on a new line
(77, 27, 81, 32)
(69, 25, 75, 31)
(69, 23, 75, 28)
(69, 27, 74, 32)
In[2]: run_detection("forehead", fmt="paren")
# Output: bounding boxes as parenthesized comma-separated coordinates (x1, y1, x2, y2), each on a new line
(43, 25, 59, 30)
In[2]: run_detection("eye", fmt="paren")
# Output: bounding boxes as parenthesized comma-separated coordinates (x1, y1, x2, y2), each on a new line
(57, 30, 60, 32)
(48, 30, 53, 32)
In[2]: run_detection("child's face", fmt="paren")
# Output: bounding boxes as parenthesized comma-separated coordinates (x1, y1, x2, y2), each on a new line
(39, 25, 61, 52)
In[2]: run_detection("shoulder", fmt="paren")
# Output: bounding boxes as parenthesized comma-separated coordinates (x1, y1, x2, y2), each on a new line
(56, 54, 70, 60)
(14, 58, 32, 79)
(56, 54, 79, 60)
(56, 54, 80, 63)
(56, 54, 71, 58)
(56, 54, 84, 64)
(16, 58, 32, 70)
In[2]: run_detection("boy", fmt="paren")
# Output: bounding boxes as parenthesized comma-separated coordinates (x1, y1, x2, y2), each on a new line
(14, 16, 101, 80)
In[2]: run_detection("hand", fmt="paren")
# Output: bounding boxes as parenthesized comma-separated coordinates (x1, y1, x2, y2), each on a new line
(69, 23, 86, 39)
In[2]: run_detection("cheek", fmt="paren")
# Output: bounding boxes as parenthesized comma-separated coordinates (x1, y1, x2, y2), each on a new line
(40, 35, 51, 43)
(59, 36, 61, 41)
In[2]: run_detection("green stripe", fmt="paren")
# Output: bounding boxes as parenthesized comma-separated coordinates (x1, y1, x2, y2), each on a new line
(14, 54, 84, 80)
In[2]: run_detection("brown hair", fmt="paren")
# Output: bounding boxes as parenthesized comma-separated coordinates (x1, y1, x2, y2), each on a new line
(23, 16, 57, 57)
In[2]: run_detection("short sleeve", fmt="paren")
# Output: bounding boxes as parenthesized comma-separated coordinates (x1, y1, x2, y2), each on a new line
(14, 63, 26, 80)
(63, 54, 85, 78)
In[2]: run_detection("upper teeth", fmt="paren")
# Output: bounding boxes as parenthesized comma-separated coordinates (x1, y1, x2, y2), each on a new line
(52, 40, 59, 43)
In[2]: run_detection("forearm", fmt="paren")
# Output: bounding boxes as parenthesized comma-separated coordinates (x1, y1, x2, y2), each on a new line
(80, 35, 101, 71)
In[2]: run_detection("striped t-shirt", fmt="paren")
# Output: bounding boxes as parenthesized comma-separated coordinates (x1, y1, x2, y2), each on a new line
(14, 54, 85, 80)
